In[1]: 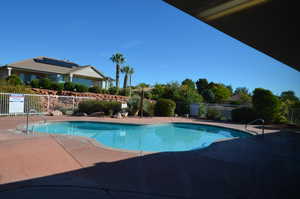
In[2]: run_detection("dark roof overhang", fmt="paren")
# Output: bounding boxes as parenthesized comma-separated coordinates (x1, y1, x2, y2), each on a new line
(163, 0, 300, 72)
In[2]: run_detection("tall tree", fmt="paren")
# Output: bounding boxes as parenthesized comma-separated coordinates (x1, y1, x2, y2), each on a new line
(182, 78, 195, 90)
(128, 67, 134, 96)
(137, 83, 150, 88)
(121, 65, 131, 89)
(234, 87, 250, 95)
(110, 53, 125, 90)
(210, 84, 232, 103)
(196, 78, 208, 94)
(128, 67, 134, 87)
(280, 91, 299, 103)
(252, 88, 281, 123)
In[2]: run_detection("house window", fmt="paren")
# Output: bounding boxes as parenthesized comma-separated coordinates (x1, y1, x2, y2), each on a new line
(72, 77, 93, 87)
(19, 73, 25, 83)
(49, 74, 65, 83)
(19, 73, 33, 84)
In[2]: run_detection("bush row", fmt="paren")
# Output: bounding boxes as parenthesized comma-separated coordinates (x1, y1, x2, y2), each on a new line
(78, 100, 122, 115)
(0, 77, 34, 94)
(78, 97, 177, 117)
(31, 78, 113, 94)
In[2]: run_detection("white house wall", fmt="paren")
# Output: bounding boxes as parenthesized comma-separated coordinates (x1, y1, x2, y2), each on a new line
(71, 67, 104, 79)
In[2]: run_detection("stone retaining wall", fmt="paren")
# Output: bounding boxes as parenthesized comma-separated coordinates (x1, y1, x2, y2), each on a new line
(31, 88, 129, 103)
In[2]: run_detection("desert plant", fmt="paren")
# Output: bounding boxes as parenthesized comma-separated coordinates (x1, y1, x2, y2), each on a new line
(127, 95, 141, 116)
(154, 98, 176, 117)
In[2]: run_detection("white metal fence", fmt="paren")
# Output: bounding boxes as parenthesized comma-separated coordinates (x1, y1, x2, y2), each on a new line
(190, 103, 300, 124)
(190, 103, 250, 120)
(0, 92, 96, 116)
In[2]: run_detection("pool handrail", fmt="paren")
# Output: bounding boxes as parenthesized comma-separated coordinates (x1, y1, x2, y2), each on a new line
(26, 109, 47, 134)
(245, 118, 265, 135)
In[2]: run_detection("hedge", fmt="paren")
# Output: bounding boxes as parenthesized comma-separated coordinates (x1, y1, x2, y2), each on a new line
(78, 100, 121, 115)
(231, 107, 257, 123)
(154, 98, 176, 116)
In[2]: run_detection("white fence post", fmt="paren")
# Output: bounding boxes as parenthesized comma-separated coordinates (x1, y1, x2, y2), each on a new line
(47, 95, 50, 113)
(72, 96, 75, 111)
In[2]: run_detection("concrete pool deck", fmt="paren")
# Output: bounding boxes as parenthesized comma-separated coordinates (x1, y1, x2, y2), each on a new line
(0, 116, 299, 198)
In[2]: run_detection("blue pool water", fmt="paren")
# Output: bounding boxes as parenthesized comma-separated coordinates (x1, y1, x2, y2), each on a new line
(32, 122, 250, 152)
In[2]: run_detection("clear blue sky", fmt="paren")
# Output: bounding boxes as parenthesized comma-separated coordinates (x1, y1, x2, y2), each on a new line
(1, 0, 299, 96)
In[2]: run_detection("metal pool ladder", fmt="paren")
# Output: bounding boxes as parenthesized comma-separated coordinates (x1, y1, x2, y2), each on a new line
(245, 118, 265, 135)
(26, 109, 47, 134)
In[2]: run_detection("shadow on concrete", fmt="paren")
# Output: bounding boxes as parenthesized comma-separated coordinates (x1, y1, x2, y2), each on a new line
(0, 132, 300, 199)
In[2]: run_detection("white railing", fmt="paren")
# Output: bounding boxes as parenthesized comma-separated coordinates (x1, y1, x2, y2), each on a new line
(0, 92, 96, 116)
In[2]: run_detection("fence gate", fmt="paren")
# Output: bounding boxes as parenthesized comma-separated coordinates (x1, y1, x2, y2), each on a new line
(0, 93, 96, 116)
(0, 93, 49, 116)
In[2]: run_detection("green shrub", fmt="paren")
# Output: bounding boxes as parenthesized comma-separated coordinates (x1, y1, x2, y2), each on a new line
(88, 86, 102, 93)
(108, 87, 118, 95)
(127, 95, 141, 116)
(198, 103, 207, 118)
(107, 101, 122, 115)
(51, 82, 64, 92)
(202, 89, 215, 103)
(0, 79, 7, 86)
(78, 100, 121, 115)
(64, 82, 76, 91)
(274, 114, 289, 124)
(155, 98, 176, 117)
(143, 100, 156, 116)
(175, 101, 190, 116)
(6, 75, 23, 86)
(75, 84, 88, 92)
(231, 107, 257, 123)
(0, 85, 34, 94)
(144, 91, 152, 99)
(206, 108, 221, 120)
(39, 78, 52, 89)
(252, 88, 281, 123)
(30, 79, 40, 88)
(119, 88, 130, 96)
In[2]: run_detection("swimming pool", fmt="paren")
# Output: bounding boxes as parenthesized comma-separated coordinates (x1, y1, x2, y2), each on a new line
(31, 122, 251, 152)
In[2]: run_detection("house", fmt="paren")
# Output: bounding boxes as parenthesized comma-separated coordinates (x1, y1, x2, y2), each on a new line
(0, 56, 114, 88)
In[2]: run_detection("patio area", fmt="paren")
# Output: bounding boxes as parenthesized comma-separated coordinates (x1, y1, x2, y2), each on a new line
(0, 116, 299, 198)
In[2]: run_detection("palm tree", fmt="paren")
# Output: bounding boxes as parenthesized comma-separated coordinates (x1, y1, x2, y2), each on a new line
(121, 66, 131, 89)
(128, 67, 134, 88)
(110, 53, 125, 90)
